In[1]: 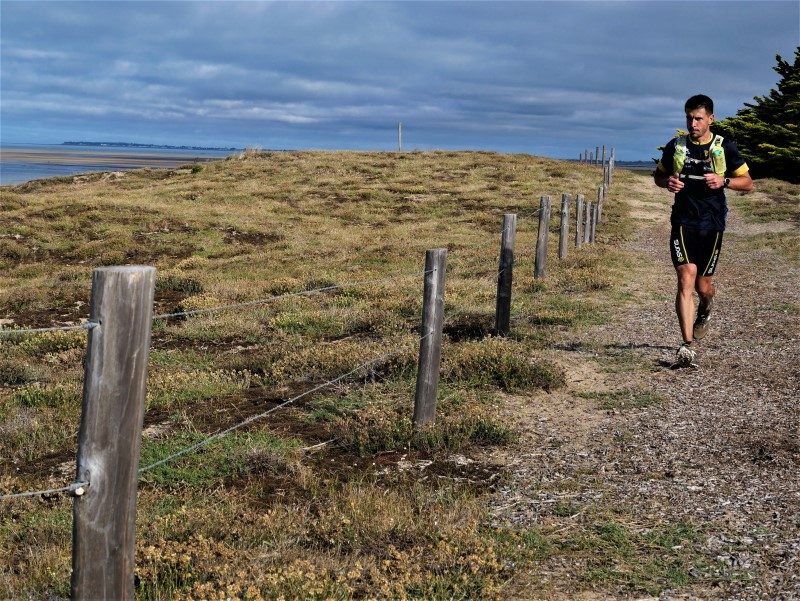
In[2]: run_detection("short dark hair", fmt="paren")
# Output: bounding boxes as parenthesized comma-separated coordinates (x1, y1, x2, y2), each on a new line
(685, 94, 714, 114)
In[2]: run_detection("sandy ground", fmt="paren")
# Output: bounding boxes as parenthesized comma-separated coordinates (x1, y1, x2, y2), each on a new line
(490, 175, 799, 600)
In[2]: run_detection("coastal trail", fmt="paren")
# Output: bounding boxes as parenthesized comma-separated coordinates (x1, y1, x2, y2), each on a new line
(489, 171, 800, 600)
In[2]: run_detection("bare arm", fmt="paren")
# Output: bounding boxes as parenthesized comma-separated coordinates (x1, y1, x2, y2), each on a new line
(654, 169, 684, 193)
(703, 171, 754, 192)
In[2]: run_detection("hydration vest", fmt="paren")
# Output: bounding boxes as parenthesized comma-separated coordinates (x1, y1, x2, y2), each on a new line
(673, 134, 726, 176)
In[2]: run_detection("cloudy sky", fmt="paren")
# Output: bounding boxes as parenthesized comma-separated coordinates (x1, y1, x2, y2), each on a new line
(1, 1, 798, 160)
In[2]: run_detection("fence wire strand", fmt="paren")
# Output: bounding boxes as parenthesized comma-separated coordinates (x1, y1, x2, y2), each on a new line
(152, 269, 430, 321)
(1, 268, 430, 337)
(0, 321, 99, 338)
(0, 480, 86, 501)
(138, 333, 431, 475)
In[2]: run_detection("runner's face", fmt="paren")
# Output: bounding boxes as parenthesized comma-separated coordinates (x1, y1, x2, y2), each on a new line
(686, 108, 714, 141)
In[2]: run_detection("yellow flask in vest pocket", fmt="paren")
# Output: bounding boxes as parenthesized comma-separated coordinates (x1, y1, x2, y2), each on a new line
(673, 137, 688, 176)
(710, 136, 726, 175)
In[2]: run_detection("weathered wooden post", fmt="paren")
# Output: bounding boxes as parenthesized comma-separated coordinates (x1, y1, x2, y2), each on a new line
(583, 199, 591, 244)
(534, 195, 551, 279)
(398, 122, 403, 152)
(558, 193, 570, 259)
(413, 249, 447, 427)
(597, 186, 604, 225)
(494, 214, 516, 337)
(609, 147, 615, 186)
(595, 146, 600, 165)
(575, 193, 584, 249)
(590, 202, 598, 243)
(72, 266, 156, 601)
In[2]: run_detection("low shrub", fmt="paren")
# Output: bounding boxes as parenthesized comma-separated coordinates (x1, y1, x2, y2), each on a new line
(9, 330, 86, 356)
(335, 391, 514, 457)
(443, 339, 565, 392)
(0, 359, 37, 386)
(156, 274, 204, 294)
(11, 383, 80, 409)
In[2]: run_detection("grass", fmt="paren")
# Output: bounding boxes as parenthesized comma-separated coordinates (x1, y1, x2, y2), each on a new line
(1, 150, 667, 598)
(728, 178, 800, 225)
(727, 178, 800, 263)
(578, 388, 665, 411)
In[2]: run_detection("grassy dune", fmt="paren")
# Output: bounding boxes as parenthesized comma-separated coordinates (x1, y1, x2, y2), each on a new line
(0, 150, 711, 599)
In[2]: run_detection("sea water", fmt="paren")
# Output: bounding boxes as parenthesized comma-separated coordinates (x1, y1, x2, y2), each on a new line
(0, 143, 236, 185)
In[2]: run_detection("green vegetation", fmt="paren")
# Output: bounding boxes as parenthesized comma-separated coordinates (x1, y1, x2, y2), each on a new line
(727, 177, 800, 263)
(578, 388, 664, 411)
(715, 47, 800, 183)
(0, 150, 669, 599)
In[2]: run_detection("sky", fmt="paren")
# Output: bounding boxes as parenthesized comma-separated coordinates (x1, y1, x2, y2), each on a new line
(1, 1, 798, 161)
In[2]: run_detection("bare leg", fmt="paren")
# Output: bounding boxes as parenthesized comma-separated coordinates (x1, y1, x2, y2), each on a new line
(695, 275, 715, 312)
(675, 263, 697, 343)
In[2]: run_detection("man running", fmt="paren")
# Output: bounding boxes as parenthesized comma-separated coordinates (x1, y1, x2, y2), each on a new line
(654, 94, 753, 367)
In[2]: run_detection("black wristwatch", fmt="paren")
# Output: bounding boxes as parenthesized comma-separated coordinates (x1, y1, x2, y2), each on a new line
(723, 177, 731, 188)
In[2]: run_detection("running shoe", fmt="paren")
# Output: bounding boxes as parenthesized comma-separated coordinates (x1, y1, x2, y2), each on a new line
(676, 342, 697, 368)
(693, 299, 713, 340)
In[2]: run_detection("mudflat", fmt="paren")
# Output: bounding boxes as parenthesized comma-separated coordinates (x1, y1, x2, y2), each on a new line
(1, 148, 220, 167)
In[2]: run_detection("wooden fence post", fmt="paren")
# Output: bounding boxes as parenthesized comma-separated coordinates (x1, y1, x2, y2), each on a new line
(558, 193, 570, 259)
(534, 195, 551, 279)
(590, 202, 598, 243)
(597, 186, 604, 225)
(609, 147, 615, 186)
(583, 200, 591, 244)
(601, 145, 606, 167)
(494, 214, 516, 337)
(413, 249, 447, 427)
(595, 146, 600, 165)
(72, 266, 156, 601)
(575, 193, 584, 249)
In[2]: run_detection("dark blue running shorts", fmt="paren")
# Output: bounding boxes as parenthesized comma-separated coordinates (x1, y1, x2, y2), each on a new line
(670, 225, 724, 276)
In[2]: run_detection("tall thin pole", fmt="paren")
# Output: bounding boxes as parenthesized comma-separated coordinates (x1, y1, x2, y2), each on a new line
(398, 122, 403, 152)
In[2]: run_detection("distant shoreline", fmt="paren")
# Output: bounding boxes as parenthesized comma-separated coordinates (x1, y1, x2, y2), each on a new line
(62, 141, 241, 151)
(2, 149, 228, 166)
(0, 144, 236, 184)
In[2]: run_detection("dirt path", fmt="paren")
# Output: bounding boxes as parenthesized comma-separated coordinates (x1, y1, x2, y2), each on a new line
(490, 177, 799, 600)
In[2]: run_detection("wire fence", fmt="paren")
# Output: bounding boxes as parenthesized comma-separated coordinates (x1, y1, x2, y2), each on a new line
(0, 264, 435, 500)
(1, 181, 610, 502)
(0, 269, 429, 338)
(138, 332, 428, 475)
(1, 151, 619, 601)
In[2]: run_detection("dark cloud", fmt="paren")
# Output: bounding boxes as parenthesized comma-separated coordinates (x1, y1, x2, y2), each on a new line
(1, 1, 797, 158)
